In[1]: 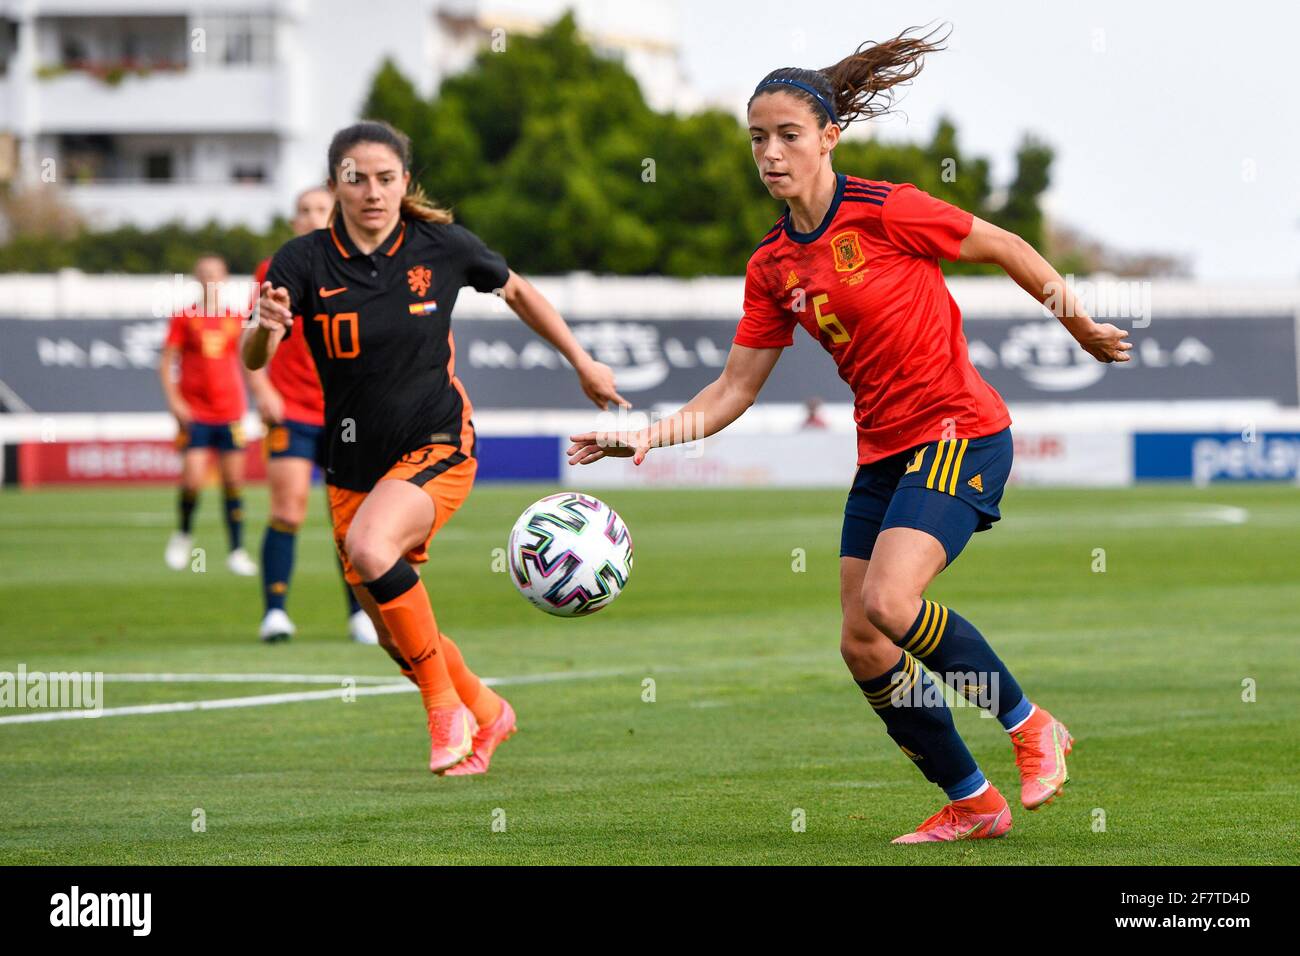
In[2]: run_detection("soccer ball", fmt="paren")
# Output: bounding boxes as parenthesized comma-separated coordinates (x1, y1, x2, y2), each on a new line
(508, 493, 633, 617)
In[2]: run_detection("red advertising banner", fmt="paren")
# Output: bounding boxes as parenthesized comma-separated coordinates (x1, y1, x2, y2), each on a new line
(18, 440, 267, 486)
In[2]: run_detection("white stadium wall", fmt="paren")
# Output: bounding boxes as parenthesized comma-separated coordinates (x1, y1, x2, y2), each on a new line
(1, 274, 1298, 487)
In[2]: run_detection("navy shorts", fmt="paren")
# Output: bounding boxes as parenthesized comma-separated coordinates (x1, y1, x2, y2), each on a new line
(265, 419, 326, 465)
(178, 420, 245, 453)
(841, 427, 1014, 566)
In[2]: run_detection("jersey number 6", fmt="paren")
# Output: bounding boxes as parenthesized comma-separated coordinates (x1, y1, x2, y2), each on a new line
(812, 294, 851, 345)
(313, 312, 361, 359)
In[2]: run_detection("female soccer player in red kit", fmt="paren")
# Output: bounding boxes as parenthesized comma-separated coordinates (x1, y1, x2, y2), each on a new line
(569, 27, 1131, 843)
(161, 253, 257, 577)
(246, 121, 626, 775)
(246, 186, 379, 645)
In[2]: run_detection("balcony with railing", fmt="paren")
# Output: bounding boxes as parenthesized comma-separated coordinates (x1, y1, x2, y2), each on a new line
(65, 180, 279, 230)
(32, 13, 279, 132)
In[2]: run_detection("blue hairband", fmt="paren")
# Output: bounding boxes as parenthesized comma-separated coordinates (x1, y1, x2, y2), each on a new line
(755, 77, 840, 126)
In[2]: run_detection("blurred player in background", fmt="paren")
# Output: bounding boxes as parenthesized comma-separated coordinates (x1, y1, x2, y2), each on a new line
(569, 26, 1131, 844)
(160, 253, 257, 577)
(246, 120, 627, 775)
(246, 186, 379, 645)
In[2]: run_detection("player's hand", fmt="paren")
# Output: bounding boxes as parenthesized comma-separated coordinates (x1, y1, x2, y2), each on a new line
(170, 400, 192, 426)
(257, 282, 293, 331)
(575, 359, 630, 411)
(1076, 322, 1132, 363)
(256, 388, 284, 426)
(567, 431, 651, 466)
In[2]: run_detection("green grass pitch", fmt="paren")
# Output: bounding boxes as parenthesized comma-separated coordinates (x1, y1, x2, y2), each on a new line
(0, 481, 1296, 865)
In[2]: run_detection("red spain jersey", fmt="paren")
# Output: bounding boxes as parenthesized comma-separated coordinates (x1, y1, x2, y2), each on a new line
(734, 174, 1011, 464)
(164, 311, 246, 424)
(254, 257, 325, 426)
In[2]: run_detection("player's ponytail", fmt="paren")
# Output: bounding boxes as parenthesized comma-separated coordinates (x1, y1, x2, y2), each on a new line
(397, 184, 452, 224)
(326, 119, 453, 225)
(749, 23, 950, 129)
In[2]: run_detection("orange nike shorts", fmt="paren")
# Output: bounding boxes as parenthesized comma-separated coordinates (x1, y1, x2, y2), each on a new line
(327, 443, 477, 585)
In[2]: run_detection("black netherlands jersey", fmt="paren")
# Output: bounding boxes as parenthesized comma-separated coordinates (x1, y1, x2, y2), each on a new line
(266, 215, 509, 491)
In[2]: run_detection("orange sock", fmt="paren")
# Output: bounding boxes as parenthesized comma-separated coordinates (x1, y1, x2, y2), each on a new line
(441, 632, 503, 726)
(365, 563, 459, 711)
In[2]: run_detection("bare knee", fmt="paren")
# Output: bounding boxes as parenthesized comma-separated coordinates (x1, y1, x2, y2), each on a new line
(345, 529, 400, 583)
(862, 585, 919, 642)
(271, 493, 308, 529)
(840, 619, 901, 678)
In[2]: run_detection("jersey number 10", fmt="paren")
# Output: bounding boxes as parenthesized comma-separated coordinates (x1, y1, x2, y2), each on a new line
(313, 312, 361, 359)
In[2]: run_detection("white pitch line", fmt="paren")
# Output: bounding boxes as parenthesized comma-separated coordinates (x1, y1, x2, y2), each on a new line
(0, 683, 411, 725)
(0, 666, 639, 726)
(98, 673, 406, 685)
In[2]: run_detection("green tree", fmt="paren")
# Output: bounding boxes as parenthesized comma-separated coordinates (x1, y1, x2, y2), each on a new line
(355, 11, 1058, 276)
(993, 134, 1053, 252)
(0, 12, 1063, 278)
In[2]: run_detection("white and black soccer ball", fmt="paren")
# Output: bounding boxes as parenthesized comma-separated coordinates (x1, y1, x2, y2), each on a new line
(508, 493, 633, 617)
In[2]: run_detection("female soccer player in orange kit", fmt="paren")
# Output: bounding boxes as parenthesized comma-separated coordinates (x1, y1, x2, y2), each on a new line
(568, 27, 1131, 843)
(246, 120, 626, 776)
(246, 186, 379, 645)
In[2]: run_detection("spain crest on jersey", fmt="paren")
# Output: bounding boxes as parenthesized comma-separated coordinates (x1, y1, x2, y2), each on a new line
(407, 265, 432, 297)
(831, 230, 865, 273)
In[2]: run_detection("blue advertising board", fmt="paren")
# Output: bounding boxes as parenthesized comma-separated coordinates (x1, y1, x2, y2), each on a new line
(1134, 432, 1300, 482)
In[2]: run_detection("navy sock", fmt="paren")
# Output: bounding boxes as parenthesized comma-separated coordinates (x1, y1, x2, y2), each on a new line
(222, 486, 244, 551)
(179, 489, 198, 534)
(856, 649, 985, 801)
(899, 599, 1032, 730)
(261, 519, 297, 612)
(339, 557, 362, 615)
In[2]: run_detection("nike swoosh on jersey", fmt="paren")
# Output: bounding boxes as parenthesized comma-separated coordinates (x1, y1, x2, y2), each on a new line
(319, 286, 348, 298)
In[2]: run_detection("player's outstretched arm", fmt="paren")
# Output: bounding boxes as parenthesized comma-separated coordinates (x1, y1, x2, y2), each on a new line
(499, 270, 628, 410)
(567, 343, 783, 466)
(242, 282, 292, 371)
(958, 216, 1132, 364)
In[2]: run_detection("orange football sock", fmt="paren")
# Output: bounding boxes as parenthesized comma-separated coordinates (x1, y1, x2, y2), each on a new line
(365, 563, 459, 711)
(441, 633, 503, 726)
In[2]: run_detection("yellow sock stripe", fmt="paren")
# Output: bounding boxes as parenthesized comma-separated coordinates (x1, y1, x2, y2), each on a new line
(864, 653, 918, 708)
(925, 440, 946, 489)
(946, 439, 969, 495)
(863, 680, 897, 705)
(893, 652, 919, 701)
(902, 600, 934, 653)
(914, 604, 948, 659)
(907, 601, 941, 657)
(869, 655, 918, 709)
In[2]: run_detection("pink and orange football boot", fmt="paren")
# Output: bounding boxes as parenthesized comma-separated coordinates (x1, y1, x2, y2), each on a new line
(1010, 705, 1074, 810)
(443, 698, 518, 777)
(891, 785, 1013, 844)
(427, 703, 476, 774)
